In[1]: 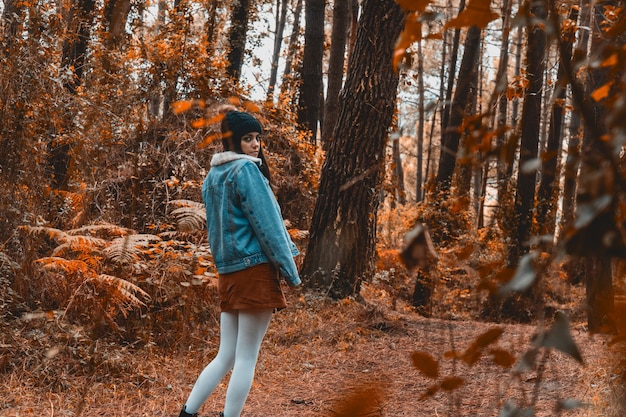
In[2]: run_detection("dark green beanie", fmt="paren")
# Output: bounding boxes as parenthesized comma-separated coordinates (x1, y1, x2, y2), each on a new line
(224, 111, 263, 144)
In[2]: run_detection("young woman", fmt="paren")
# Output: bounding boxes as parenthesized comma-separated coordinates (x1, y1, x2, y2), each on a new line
(178, 109, 301, 417)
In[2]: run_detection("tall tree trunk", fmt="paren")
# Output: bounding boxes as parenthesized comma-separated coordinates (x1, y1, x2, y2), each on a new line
(322, 0, 351, 146)
(163, 0, 190, 119)
(301, 0, 404, 299)
(205, 0, 220, 57)
(267, 0, 289, 101)
(560, 0, 588, 238)
(536, 4, 578, 242)
(104, 0, 131, 47)
(435, 25, 482, 194)
(51, 0, 96, 190)
(416, 40, 425, 202)
(574, 1, 622, 333)
(61, 0, 96, 94)
(297, 0, 325, 141)
(392, 136, 406, 205)
(495, 0, 513, 206)
(440, 0, 465, 136)
(509, 0, 546, 265)
(281, 0, 303, 94)
(227, 0, 251, 81)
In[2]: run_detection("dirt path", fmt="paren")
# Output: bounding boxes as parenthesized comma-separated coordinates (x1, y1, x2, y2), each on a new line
(0, 293, 621, 417)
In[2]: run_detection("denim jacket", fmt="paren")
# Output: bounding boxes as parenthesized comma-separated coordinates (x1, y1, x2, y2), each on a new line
(202, 151, 301, 287)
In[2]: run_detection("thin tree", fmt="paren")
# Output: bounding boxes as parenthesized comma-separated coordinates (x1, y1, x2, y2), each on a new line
(536, 4, 579, 241)
(416, 40, 425, 202)
(322, 0, 351, 146)
(280, 0, 303, 93)
(508, 0, 547, 265)
(435, 25, 482, 194)
(267, 0, 289, 101)
(300, 0, 405, 299)
(297, 0, 325, 141)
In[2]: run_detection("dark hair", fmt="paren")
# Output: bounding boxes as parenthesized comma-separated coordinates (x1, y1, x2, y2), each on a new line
(220, 109, 272, 183)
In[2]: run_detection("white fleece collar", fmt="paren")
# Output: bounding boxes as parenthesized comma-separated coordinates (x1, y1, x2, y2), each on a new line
(210, 151, 262, 167)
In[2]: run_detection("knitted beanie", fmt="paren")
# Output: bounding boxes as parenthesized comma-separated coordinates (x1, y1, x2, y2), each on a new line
(224, 111, 263, 144)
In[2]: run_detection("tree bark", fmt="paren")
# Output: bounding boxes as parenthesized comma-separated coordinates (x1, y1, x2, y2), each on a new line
(300, 0, 404, 299)
(322, 0, 351, 146)
(51, 0, 96, 190)
(227, 0, 251, 81)
(297, 0, 325, 141)
(281, 0, 303, 93)
(267, 0, 289, 101)
(435, 25, 482, 193)
(509, 0, 546, 265)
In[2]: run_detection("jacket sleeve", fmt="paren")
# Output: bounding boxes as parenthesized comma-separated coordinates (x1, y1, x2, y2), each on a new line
(235, 162, 302, 286)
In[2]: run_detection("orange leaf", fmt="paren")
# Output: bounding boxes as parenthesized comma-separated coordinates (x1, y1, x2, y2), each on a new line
(171, 100, 193, 115)
(440, 376, 465, 391)
(490, 348, 516, 368)
(191, 118, 208, 129)
(445, 0, 499, 29)
(411, 351, 439, 378)
(197, 133, 222, 148)
(591, 81, 613, 101)
(394, 14, 422, 71)
(395, 0, 431, 12)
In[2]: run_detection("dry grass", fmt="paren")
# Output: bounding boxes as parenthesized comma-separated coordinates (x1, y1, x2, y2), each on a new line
(1, 281, 623, 417)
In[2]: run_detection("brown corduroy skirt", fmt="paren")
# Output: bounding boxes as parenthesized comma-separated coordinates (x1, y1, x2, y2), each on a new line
(218, 263, 287, 312)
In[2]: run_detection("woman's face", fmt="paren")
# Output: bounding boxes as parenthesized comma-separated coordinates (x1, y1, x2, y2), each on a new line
(240, 132, 261, 158)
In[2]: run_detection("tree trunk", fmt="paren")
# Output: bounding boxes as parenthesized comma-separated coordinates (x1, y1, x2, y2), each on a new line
(576, 2, 622, 333)
(297, 0, 325, 141)
(205, 0, 220, 57)
(440, 0, 465, 136)
(300, 0, 404, 299)
(104, 0, 131, 47)
(392, 136, 406, 206)
(51, 0, 96, 190)
(322, 0, 351, 146)
(509, 0, 546, 265)
(281, 0, 303, 93)
(267, 0, 289, 101)
(560, 1, 588, 240)
(227, 0, 251, 81)
(416, 41, 425, 202)
(61, 0, 96, 94)
(495, 0, 512, 205)
(435, 25, 482, 193)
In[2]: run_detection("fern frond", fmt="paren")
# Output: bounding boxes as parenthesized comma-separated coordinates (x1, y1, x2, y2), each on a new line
(18, 225, 69, 243)
(105, 234, 162, 264)
(61, 234, 107, 248)
(171, 206, 206, 232)
(169, 199, 205, 209)
(35, 257, 93, 276)
(288, 228, 309, 240)
(67, 223, 133, 239)
(91, 274, 150, 314)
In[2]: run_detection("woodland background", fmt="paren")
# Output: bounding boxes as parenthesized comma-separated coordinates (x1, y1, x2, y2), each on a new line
(1, 0, 626, 415)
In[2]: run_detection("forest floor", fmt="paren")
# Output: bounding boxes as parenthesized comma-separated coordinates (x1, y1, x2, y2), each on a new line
(1, 274, 624, 417)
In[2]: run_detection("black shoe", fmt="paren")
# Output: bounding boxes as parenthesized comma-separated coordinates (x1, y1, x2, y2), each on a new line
(178, 406, 198, 417)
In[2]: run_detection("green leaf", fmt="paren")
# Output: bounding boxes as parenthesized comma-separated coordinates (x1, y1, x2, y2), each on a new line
(498, 252, 537, 296)
(539, 312, 583, 363)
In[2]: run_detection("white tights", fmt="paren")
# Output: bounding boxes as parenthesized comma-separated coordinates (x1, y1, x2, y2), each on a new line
(183, 308, 274, 417)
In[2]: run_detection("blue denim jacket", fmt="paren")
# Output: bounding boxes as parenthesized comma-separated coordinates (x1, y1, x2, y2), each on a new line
(202, 151, 301, 287)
